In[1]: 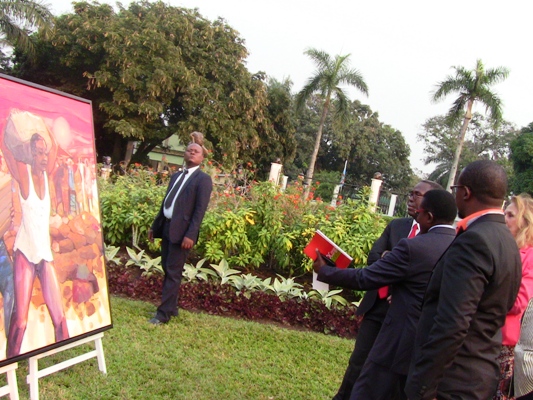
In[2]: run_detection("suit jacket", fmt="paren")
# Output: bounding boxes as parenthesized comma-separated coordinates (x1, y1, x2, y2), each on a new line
(318, 226, 455, 375)
(151, 168, 212, 244)
(357, 217, 414, 317)
(405, 214, 522, 400)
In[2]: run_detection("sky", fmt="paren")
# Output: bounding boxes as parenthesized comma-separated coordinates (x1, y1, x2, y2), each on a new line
(50, 0, 533, 174)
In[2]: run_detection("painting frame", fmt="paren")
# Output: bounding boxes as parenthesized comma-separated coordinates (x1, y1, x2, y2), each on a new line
(0, 73, 113, 367)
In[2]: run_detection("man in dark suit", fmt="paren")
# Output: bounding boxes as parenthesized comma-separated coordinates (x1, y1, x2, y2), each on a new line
(314, 189, 457, 399)
(148, 141, 212, 325)
(332, 180, 443, 400)
(405, 160, 522, 400)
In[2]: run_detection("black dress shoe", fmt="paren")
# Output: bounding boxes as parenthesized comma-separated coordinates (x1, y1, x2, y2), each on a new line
(148, 317, 165, 325)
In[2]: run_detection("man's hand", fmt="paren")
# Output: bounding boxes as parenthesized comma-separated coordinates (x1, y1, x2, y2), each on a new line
(181, 237, 194, 250)
(148, 229, 154, 242)
(312, 249, 327, 274)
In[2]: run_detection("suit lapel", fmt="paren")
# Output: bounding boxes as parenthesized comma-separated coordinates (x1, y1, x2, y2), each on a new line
(175, 168, 200, 200)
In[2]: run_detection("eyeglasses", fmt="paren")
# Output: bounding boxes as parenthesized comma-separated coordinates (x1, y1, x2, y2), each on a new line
(415, 208, 425, 218)
(408, 191, 424, 199)
(450, 185, 467, 194)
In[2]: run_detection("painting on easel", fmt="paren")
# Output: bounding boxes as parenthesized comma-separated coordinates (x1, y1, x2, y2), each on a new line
(0, 73, 112, 366)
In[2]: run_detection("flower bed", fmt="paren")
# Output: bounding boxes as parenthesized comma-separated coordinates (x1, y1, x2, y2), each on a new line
(107, 262, 361, 338)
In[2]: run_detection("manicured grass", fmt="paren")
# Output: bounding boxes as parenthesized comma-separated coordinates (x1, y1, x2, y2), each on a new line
(5, 296, 354, 399)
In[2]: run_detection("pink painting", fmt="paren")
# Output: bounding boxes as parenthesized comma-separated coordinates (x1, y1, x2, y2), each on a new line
(0, 74, 112, 365)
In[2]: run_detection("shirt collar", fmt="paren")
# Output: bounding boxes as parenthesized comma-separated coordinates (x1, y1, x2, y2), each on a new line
(455, 209, 504, 234)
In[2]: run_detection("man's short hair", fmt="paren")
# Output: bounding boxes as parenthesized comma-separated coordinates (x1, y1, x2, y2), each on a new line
(420, 180, 444, 191)
(421, 189, 457, 224)
(459, 160, 507, 204)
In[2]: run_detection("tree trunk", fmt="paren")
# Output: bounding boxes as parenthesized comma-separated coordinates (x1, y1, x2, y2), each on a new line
(303, 96, 330, 200)
(446, 100, 474, 191)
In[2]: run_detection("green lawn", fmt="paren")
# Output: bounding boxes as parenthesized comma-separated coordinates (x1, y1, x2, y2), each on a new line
(7, 296, 354, 399)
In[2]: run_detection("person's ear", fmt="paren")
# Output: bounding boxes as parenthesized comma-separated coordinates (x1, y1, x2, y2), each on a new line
(463, 186, 472, 200)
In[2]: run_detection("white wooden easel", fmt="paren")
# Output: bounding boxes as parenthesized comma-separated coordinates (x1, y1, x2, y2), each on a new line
(0, 363, 18, 400)
(27, 332, 106, 400)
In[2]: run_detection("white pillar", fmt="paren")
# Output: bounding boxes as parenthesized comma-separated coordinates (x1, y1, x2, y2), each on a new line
(331, 185, 341, 207)
(387, 194, 398, 216)
(268, 162, 283, 185)
(281, 175, 288, 191)
(369, 178, 383, 212)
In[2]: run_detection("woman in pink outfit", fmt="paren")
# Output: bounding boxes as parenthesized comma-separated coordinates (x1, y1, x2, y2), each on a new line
(494, 194, 533, 399)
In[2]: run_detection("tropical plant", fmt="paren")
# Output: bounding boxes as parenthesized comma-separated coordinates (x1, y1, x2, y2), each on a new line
(418, 113, 516, 186)
(432, 59, 509, 189)
(124, 246, 163, 276)
(182, 258, 217, 283)
(295, 48, 368, 199)
(104, 244, 121, 264)
(0, 0, 53, 54)
(308, 289, 349, 309)
(210, 259, 241, 285)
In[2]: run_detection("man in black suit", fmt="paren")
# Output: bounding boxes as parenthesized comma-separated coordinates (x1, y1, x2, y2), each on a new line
(148, 141, 213, 325)
(314, 189, 457, 399)
(332, 180, 443, 400)
(405, 160, 522, 400)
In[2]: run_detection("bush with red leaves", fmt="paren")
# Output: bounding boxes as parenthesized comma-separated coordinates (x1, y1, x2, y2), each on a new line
(107, 264, 360, 339)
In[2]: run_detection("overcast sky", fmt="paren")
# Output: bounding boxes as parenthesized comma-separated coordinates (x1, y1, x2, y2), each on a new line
(50, 0, 533, 174)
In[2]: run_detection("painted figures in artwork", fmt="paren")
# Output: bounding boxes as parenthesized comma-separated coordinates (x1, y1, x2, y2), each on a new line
(2, 131, 69, 357)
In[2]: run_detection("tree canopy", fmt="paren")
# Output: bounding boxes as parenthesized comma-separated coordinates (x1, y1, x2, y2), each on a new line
(510, 123, 533, 195)
(418, 113, 516, 187)
(10, 1, 281, 167)
(432, 59, 509, 189)
(295, 48, 368, 198)
(0, 0, 53, 55)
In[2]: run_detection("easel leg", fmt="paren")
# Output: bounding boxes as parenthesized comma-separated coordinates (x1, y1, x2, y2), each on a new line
(94, 337, 107, 374)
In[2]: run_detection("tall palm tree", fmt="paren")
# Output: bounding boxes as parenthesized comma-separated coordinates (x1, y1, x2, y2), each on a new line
(432, 59, 509, 190)
(296, 48, 368, 199)
(0, 0, 53, 54)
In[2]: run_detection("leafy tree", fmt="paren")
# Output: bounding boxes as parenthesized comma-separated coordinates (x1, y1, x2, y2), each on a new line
(418, 113, 516, 186)
(510, 123, 533, 195)
(11, 1, 275, 165)
(0, 0, 53, 54)
(288, 97, 413, 195)
(432, 59, 509, 190)
(295, 48, 368, 199)
(252, 77, 297, 180)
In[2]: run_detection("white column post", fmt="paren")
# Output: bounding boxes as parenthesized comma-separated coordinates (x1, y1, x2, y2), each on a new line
(369, 173, 383, 212)
(387, 194, 398, 216)
(268, 162, 283, 186)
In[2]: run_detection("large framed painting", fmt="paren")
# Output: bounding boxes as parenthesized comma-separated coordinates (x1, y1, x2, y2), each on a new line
(0, 73, 112, 366)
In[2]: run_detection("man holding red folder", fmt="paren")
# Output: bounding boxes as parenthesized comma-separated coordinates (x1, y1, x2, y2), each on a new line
(327, 180, 442, 400)
(314, 189, 457, 399)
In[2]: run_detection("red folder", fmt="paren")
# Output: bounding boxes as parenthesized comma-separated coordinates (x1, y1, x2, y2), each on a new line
(304, 230, 353, 269)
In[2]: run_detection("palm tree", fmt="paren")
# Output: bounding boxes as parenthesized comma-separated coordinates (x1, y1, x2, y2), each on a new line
(0, 0, 53, 54)
(432, 59, 509, 190)
(296, 48, 368, 199)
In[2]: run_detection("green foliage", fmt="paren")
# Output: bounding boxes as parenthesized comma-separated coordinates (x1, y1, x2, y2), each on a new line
(510, 123, 533, 194)
(125, 246, 163, 276)
(418, 113, 516, 187)
(196, 180, 385, 275)
(309, 289, 349, 309)
(99, 168, 165, 248)
(104, 244, 121, 264)
(209, 259, 241, 285)
(183, 258, 217, 283)
(11, 1, 280, 166)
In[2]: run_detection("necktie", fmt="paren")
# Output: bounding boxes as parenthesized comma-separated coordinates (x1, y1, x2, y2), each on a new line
(408, 223, 419, 238)
(164, 170, 188, 209)
(378, 223, 419, 299)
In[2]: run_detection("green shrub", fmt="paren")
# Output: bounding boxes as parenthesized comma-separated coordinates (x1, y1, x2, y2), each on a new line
(99, 168, 165, 250)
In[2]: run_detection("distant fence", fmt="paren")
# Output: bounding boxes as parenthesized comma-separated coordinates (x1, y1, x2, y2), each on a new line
(377, 191, 409, 217)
